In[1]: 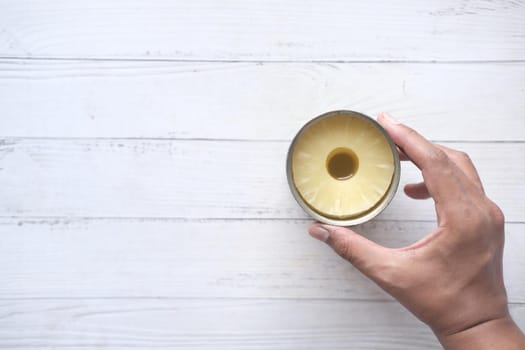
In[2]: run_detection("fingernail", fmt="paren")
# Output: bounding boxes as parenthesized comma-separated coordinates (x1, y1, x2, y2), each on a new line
(309, 225, 330, 242)
(381, 113, 400, 124)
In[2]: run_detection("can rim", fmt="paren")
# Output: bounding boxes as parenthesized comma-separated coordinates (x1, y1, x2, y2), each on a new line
(286, 110, 401, 226)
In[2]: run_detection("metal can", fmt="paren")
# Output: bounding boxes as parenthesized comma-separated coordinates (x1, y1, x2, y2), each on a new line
(286, 110, 400, 226)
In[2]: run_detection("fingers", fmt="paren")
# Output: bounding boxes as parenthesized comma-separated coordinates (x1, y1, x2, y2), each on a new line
(400, 145, 484, 194)
(404, 182, 431, 199)
(435, 144, 484, 193)
(396, 146, 411, 161)
(377, 113, 444, 171)
(309, 223, 396, 281)
(377, 113, 481, 205)
(397, 143, 430, 199)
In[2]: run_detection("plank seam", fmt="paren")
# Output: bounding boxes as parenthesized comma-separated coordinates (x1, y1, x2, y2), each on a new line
(1, 56, 525, 64)
(0, 296, 522, 305)
(1, 216, 524, 224)
(1, 137, 525, 144)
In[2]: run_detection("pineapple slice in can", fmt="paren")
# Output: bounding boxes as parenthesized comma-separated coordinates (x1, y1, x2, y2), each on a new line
(286, 110, 400, 226)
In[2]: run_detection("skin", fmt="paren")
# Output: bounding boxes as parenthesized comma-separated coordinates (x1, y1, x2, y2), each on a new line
(309, 113, 525, 349)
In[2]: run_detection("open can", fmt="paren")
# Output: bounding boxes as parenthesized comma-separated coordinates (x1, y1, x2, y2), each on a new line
(286, 110, 400, 226)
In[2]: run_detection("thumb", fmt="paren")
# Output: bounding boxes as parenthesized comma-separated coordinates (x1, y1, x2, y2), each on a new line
(309, 223, 395, 280)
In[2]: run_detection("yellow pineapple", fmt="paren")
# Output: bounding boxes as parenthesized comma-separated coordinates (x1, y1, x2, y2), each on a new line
(291, 113, 396, 219)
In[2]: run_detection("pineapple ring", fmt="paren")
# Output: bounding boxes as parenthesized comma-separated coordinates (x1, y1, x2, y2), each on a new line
(291, 113, 395, 219)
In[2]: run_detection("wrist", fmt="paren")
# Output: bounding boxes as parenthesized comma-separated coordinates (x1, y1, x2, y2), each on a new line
(437, 315, 525, 350)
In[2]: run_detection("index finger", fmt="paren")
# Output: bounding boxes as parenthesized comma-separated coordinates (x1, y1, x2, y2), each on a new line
(435, 144, 484, 193)
(377, 113, 480, 204)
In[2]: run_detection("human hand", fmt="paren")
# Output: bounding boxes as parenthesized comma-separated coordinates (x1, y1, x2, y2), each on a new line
(308, 113, 525, 349)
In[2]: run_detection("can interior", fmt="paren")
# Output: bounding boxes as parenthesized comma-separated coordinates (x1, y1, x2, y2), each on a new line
(287, 110, 401, 226)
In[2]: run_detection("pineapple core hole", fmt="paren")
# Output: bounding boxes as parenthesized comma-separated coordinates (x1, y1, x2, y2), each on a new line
(326, 147, 359, 181)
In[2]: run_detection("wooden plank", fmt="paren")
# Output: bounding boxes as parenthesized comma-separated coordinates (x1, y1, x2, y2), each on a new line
(1, 299, 523, 350)
(1, 218, 524, 302)
(0, 60, 524, 141)
(0, 299, 444, 349)
(1, 0, 524, 61)
(0, 139, 523, 221)
(2, 300, 523, 350)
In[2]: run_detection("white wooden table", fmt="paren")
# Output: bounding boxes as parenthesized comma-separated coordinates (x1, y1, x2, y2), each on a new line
(1, 1, 524, 348)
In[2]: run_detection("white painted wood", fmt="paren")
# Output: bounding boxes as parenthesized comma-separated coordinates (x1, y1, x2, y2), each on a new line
(1, 1, 524, 346)
(0, 60, 524, 141)
(1, 218, 524, 303)
(0, 299, 445, 349)
(0, 139, 523, 221)
(1, 0, 524, 61)
(1, 298, 523, 350)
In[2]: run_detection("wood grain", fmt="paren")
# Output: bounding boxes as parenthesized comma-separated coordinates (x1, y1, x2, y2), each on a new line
(1, 218, 524, 302)
(1, 60, 524, 141)
(0, 139, 523, 221)
(1, 0, 524, 61)
(0, 299, 446, 349)
(2, 0, 524, 347)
